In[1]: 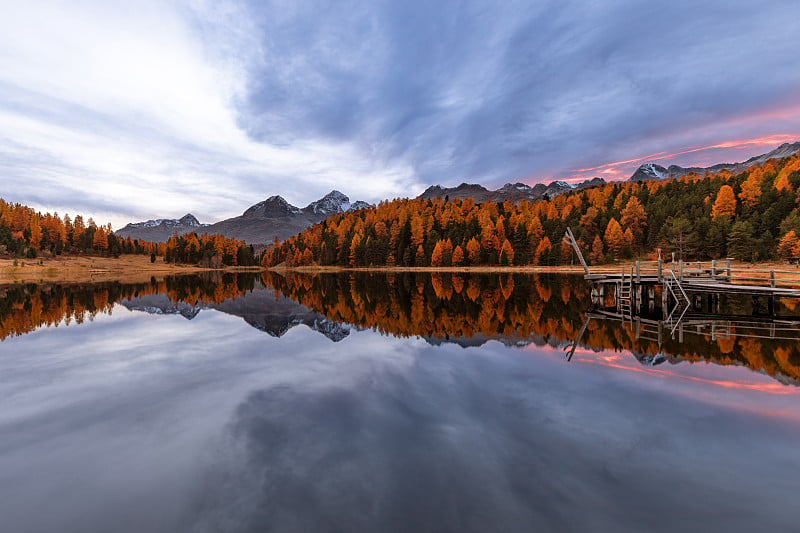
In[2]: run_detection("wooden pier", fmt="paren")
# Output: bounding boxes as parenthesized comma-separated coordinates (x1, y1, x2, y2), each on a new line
(564, 227, 800, 321)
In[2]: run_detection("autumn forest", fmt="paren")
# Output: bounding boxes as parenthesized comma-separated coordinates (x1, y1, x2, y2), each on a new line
(263, 152, 800, 267)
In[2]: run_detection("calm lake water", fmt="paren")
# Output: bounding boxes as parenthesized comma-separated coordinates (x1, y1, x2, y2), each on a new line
(1, 273, 799, 532)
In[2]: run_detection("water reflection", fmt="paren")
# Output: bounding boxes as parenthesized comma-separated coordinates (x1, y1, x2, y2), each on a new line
(2, 273, 800, 532)
(3, 272, 800, 386)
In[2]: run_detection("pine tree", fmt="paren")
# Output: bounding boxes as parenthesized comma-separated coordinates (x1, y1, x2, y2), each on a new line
(415, 244, 426, 266)
(452, 245, 465, 266)
(499, 239, 514, 265)
(739, 167, 763, 208)
(534, 236, 552, 265)
(777, 231, 800, 261)
(604, 218, 625, 259)
(711, 185, 737, 221)
(589, 235, 604, 264)
(465, 237, 481, 265)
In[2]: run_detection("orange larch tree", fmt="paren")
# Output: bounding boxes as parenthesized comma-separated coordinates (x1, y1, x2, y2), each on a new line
(711, 185, 737, 221)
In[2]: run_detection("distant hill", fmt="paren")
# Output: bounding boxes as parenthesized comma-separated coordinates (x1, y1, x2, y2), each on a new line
(201, 190, 372, 244)
(115, 213, 206, 242)
(418, 177, 606, 203)
(629, 141, 800, 182)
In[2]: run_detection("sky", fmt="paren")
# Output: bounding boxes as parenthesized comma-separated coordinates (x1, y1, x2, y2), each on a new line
(1, 0, 800, 228)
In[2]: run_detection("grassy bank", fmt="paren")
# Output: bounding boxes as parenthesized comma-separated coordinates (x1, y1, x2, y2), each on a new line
(0, 255, 260, 285)
(1, 254, 797, 285)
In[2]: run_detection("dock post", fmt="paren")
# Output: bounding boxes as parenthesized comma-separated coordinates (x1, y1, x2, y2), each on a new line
(726, 259, 731, 280)
(711, 260, 716, 280)
(657, 248, 662, 282)
(770, 270, 776, 288)
(636, 261, 640, 283)
(679, 260, 683, 281)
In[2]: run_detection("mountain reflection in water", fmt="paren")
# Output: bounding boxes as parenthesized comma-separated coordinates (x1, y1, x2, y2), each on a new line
(2, 272, 800, 386)
(2, 272, 800, 533)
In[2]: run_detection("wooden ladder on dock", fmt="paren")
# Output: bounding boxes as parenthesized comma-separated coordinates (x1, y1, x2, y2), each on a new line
(618, 268, 633, 318)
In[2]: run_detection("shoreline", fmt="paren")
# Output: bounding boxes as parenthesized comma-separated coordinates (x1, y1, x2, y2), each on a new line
(2, 255, 797, 285)
(0, 255, 261, 285)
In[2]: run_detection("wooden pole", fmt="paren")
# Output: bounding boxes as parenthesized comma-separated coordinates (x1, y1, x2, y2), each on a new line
(657, 251, 663, 283)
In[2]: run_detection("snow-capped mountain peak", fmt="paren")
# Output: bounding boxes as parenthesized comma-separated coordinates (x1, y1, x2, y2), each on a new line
(306, 190, 351, 214)
(126, 213, 205, 229)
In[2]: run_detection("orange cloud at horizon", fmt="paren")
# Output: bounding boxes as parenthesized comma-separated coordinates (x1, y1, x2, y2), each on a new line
(571, 133, 800, 177)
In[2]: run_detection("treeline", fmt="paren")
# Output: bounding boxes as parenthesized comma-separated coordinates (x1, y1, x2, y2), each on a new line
(0, 199, 162, 258)
(262, 152, 800, 267)
(164, 232, 258, 267)
(0, 198, 256, 268)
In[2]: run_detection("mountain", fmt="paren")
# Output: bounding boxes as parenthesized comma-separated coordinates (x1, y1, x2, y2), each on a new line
(115, 213, 206, 242)
(418, 177, 606, 204)
(629, 141, 800, 182)
(116, 190, 372, 245)
(201, 190, 372, 244)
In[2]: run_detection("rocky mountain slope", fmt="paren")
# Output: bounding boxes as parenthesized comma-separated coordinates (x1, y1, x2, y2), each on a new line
(116, 190, 371, 245)
(115, 213, 206, 242)
(629, 141, 800, 182)
(418, 177, 605, 204)
(202, 190, 371, 244)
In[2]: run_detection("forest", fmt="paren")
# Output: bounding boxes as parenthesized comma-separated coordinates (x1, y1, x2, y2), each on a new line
(0, 199, 161, 258)
(163, 232, 258, 267)
(0, 199, 252, 267)
(262, 152, 800, 267)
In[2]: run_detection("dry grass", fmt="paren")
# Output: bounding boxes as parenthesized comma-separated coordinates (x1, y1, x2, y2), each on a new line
(270, 259, 800, 278)
(3, 254, 797, 285)
(0, 255, 260, 285)
(271, 261, 642, 274)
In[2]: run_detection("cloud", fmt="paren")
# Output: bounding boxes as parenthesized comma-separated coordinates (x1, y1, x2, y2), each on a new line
(0, 0, 799, 227)
(238, 0, 800, 184)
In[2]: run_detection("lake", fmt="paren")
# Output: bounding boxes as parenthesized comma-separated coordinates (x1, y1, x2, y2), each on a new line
(1, 273, 799, 532)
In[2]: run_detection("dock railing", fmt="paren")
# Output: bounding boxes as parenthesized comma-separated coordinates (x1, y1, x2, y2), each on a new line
(634, 259, 663, 282)
(672, 259, 800, 289)
(634, 253, 800, 289)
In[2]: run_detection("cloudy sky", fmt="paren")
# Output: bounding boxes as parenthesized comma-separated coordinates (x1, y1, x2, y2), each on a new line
(1, 0, 799, 227)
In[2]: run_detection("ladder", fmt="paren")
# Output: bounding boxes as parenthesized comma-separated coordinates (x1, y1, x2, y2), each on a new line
(618, 268, 633, 318)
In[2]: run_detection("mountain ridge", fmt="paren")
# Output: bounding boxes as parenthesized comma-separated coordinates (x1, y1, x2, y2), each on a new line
(629, 141, 800, 182)
(116, 141, 800, 244)
(115, 213, 207, 242)
(196, 190, 372, 245)
(418, 177, 606, 203)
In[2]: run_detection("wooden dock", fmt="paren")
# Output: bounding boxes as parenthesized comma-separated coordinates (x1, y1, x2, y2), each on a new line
(564, 227, 800, 321)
